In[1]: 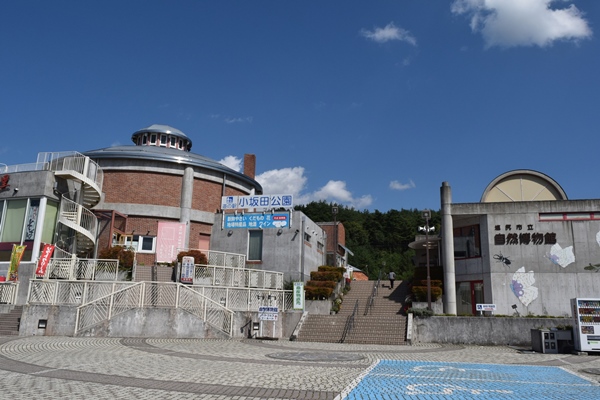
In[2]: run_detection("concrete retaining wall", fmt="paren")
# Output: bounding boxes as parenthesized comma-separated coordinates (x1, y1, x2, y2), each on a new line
(412, 316, 574, 346)
(18, 304, 303, 340)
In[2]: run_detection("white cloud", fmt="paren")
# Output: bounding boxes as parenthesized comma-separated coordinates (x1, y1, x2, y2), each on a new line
(451, 0, 592, 48)
(255, 166, 372, 209)
(219, 155, 242, 171)
(360, 22, 417, 46)
(389, 180, 416, 191)
(224, 116, 253, 124)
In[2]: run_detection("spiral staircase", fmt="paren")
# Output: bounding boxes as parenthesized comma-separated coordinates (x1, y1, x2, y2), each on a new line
(46, 152, 103, 257)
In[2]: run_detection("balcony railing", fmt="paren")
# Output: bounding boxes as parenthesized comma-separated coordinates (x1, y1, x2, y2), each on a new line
(45, 258, 122, 281)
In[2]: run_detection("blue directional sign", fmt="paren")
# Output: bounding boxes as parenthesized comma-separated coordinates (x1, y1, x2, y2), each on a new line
(224, 212, 289, 229)
(221, 194, 293, 210)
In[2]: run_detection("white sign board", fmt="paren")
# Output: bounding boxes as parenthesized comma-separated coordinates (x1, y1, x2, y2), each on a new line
(181, 256, 195, 284)
(258, 306, 279, 321)
(476, 304, 496, 312)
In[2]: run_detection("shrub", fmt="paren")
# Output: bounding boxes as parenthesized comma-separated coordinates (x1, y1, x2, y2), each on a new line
(407, 307, 434, 318)
(411, 286, 442, 302)
(304, 286, 333, 300)
(176, 250, 208, 265)
(98, 246, 134, 269)
(310, 270, 343, 282)
(306, 280, 337, 289)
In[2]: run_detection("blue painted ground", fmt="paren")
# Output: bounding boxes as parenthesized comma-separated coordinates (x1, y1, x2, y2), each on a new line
(343, 360, 599, 399)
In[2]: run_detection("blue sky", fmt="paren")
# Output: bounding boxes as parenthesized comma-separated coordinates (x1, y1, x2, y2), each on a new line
(1, 1, 598, 212)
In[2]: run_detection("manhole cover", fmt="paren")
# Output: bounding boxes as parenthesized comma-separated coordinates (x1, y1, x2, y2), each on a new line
(266, 352, 364, 362)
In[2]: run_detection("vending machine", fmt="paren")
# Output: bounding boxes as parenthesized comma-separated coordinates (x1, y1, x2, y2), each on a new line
(571, 298, 600, 352)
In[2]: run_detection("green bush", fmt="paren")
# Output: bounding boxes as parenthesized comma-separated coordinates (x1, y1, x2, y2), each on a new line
(304, 286, 333, 300)
(310, 270, 343, 282)
(176, 250, 208, 265)
(306, 280, 337, 289)
(411, 286, 442, 302)
(421, 279, 443, 287)
(407, 307, 434, 318)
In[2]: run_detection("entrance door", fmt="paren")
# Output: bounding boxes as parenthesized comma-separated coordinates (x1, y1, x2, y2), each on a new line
(456, 281, 484, 315)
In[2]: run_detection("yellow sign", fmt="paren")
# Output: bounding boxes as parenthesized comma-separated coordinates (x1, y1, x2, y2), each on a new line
(7, 244, 26, 281)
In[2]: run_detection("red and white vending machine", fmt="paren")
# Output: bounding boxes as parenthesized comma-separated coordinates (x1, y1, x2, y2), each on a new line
(571, 298, 600, 352)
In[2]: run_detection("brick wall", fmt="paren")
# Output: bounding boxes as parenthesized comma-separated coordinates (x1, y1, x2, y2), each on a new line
(103, 171, 182, 207)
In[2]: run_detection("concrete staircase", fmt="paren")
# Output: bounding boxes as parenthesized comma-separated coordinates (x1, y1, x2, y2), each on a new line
(295, 280, 408, 345)
(0, 306, 22, 336)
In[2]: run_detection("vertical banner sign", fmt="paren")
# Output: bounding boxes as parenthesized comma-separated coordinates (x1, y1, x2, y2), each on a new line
(156, 222, 187, 263)
(35, 244, 55, 277)
(293, 282, 304, 310)
(180, 256, 195, 284)
(8, 244, 27, 281)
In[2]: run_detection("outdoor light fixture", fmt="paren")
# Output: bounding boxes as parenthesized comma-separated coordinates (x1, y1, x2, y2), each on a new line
(420, 210, 433, 311)
(227, 230, 233, 236)
(277, 229, 283, 235)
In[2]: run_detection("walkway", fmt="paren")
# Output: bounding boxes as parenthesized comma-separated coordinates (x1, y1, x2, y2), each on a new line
(0, 336, 599, 399)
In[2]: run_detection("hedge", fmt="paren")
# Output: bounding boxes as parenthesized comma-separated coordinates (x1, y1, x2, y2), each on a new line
(310, 270, 343, 282)
(305, 280, 337, 289)
(411, 286, 442, 302)
(305, 286, 333, 300)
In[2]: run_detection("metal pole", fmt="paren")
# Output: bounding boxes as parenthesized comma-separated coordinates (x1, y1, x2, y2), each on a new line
(426, 218, 431, 311)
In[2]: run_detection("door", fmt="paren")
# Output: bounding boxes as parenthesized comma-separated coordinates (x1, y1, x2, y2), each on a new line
(456, 281, 484, 315)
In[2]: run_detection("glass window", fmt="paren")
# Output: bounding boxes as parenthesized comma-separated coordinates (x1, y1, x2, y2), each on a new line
(160, 134, 167, 146)
(1, 199, 27, 242)
(453, 224, 481, 259)
(248, 230, 263, 261)
(142, 135, 147, 145)
(170, 136, 176, 147)
(150, 134, 157, 144)
(42, 200, 58, 244)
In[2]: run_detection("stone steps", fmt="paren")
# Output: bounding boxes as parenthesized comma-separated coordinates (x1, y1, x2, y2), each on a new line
(296, 281, 409, 345)
(0, 306, 22, 336)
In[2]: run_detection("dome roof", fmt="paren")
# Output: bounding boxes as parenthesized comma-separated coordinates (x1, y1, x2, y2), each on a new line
(481, 169, 567, 202)
(131, 124, 192, 150)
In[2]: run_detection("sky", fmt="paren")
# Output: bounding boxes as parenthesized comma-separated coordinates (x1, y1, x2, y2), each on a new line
(1, 1, 598, 212)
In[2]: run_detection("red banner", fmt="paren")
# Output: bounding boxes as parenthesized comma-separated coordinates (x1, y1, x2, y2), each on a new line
(35, 244, 55, 277)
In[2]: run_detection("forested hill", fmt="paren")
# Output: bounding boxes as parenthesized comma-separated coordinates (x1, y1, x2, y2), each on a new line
(294, 201, 440, 280)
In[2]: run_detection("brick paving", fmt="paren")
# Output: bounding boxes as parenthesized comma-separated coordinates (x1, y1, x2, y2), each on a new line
(0, 336, 599, 399)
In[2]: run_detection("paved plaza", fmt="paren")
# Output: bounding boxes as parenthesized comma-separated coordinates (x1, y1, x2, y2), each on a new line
(0, 336, 599, 399)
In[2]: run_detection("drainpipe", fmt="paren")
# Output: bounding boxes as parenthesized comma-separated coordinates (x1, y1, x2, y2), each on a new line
(300, 216, 306, 282)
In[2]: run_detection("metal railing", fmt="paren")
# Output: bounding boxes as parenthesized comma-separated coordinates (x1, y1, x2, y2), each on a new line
(0, 282, 18, 304)
(340, 299, 359, 343)
(28, 280, 135, 305)
(74, 282, 233, 336)
(194, 265, 284, 290)
(28, 279, 293, 312)
(364, 272, 382, 316)
(59, 196, 98, 240)
(39, 151, 103, 190)
(44, 258, 121, 281)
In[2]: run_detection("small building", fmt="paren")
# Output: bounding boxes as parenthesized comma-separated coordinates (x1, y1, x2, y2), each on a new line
(435, 170, 600, 317)
(210, 210, 328, 282)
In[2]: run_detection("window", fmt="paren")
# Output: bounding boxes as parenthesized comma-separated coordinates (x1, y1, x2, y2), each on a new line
(317, 241, 324, 252)
(304, 232, 311, 242)
(142, 135, 148, 145)
(178, 139, 183, 149)
(453, 224, 481, 259)
(112, 234, 156, 253)
(170, 136, 176, 147)
(248, 230, 263, 261)
(160, 134, 167, 146)
(150, 134, 157, 144)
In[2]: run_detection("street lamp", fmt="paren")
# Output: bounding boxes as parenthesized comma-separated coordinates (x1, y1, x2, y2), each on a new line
(419, 210, 435, 311)
(332, 206, 338, 267)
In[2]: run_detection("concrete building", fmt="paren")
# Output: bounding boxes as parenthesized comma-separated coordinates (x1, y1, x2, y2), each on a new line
(436, 170, 600, 317)
(84, 124, 262, 266)
(210, 210, 328, 282)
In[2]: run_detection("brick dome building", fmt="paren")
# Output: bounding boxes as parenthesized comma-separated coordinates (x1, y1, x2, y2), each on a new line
(85, 124, 262, 265)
